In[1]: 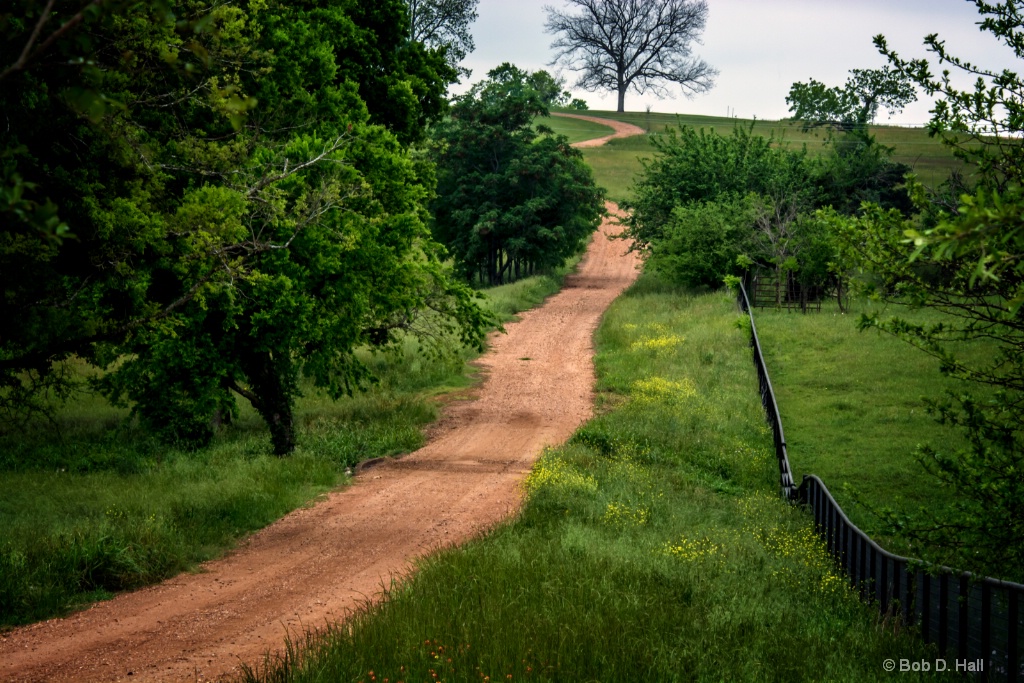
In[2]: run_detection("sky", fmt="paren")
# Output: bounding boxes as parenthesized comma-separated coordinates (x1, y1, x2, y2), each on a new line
(455, 0, 1021, 126)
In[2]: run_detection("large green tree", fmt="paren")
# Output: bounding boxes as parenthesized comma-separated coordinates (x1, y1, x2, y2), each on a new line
(429, 64, 605, 286)
(622, 123, 805, 252)
(621, 122, 838, 295)
(0, 0, 488, 454)
(405, 0, 479, 75)
(787, 67, 916, 216)
(786, 67, 916, 133)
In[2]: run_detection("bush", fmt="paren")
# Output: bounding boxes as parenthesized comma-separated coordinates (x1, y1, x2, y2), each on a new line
(647, 197, 754, 289)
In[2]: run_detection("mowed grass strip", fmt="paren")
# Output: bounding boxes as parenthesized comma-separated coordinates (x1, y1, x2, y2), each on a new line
(0, 267, 577, 628)
(754, 301, 992, 560)
(244, 276, 944, 683)
(534, 114, 614, 144)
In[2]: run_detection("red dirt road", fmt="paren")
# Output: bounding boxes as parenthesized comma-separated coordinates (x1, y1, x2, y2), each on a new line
(0, 205, 640, 682)
(551, 112, 647, 147)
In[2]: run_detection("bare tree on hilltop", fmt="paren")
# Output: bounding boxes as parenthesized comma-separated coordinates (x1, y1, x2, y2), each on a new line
(545, 0, 716, 112)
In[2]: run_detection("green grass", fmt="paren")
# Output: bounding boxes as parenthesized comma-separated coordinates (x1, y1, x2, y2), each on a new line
(580, 135, 654, 203)
(534, 114, 613, 144)
(244, 276, 945, 683)
(753, 300, 992, 560)
(0, 266, 579, 628)
(556, 109, 966, 200)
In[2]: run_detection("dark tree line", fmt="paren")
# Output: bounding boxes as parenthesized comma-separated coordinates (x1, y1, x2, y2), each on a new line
(429, 64, 606, 287)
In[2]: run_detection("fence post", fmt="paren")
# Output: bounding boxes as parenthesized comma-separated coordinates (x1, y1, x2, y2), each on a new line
(881, 556, 890, 614)
(922, 571, 931, 643)
(939, 573, 949, 656)
(1009, 590, 1019, 683)
(982, 582, 992, 681)
(960, 575, 970, 660)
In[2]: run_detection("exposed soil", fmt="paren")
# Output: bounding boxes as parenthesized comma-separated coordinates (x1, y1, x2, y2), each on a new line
(551, 112, 647, 147)
(0, 200, 641, 681)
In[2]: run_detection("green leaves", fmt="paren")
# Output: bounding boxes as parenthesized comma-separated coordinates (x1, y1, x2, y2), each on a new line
(832, 178, 1024, 576)
(646, 197, 753, 289)
(786, 66, 916, 132)
(429, 65, 605, 286)
(1, 0, 489, 454)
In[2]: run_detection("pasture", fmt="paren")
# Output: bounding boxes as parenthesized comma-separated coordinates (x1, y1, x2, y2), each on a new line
(541, 109, 966, 201)
(753, 300, 1004, 572)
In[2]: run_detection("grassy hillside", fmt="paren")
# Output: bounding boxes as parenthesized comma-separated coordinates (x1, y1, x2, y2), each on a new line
(542, 109, 965, 201)
(535, 114, 613, 144)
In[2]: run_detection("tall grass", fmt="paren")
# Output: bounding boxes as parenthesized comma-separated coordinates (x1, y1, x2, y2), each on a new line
(0, 266, 577, 628)
(244, 276, 945, 683)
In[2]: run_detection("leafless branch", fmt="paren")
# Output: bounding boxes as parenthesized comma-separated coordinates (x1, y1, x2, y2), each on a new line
(0, 0, 107, 84)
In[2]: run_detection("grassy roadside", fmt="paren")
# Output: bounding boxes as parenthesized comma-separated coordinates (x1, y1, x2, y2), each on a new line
(244, 276, 944, 683)
(0, 263, 580, 629)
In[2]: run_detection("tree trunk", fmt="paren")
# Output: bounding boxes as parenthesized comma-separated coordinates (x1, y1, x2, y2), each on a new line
(617, 86, 626, 113)
(774, 265, 783, 308)
(491, 240, 499, 286)
(238, 350, 297, 456)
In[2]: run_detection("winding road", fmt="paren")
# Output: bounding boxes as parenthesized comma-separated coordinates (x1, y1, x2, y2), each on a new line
(0, 123, 642, 683)
(551, 111, 646, 147)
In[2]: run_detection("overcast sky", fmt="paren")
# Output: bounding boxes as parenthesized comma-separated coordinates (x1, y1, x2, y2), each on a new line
(455, 0, 1020, 126)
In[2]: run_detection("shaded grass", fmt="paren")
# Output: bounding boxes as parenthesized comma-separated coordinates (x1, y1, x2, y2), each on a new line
(478, 250, 585, 324)
(0, 268, 576, 628)
(754, 301, 991, 559)
(244, 277, 944, 683)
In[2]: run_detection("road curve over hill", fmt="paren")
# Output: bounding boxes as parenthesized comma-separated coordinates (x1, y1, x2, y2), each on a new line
(0, 199, 641, 682)
(551, 111, 647, 147)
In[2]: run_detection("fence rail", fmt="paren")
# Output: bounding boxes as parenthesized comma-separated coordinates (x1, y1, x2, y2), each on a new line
(737, 280, 796, 499)
(737, 281, 1024, 681)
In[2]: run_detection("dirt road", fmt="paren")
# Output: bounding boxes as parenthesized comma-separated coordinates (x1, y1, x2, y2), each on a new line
(0, 203, 640, 682)
(551, 112, 647, 147)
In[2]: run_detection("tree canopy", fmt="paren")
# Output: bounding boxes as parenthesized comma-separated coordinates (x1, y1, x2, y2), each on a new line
(429, 64, 605, 286)
(1, 0, 488, 454)
(786, 66, 917, 133)
(621, 123, 834, 292)
(405, 0, 479, 75)
(545, 0, 716, 112)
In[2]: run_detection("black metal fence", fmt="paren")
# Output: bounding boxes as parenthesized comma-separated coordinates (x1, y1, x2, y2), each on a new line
(737, 280, 796, 499)
(738, 281, 1024, 681)
(745, 269, 823, 312)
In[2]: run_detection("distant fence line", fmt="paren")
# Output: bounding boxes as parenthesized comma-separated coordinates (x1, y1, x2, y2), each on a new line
(737, 281, 1024, 682)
